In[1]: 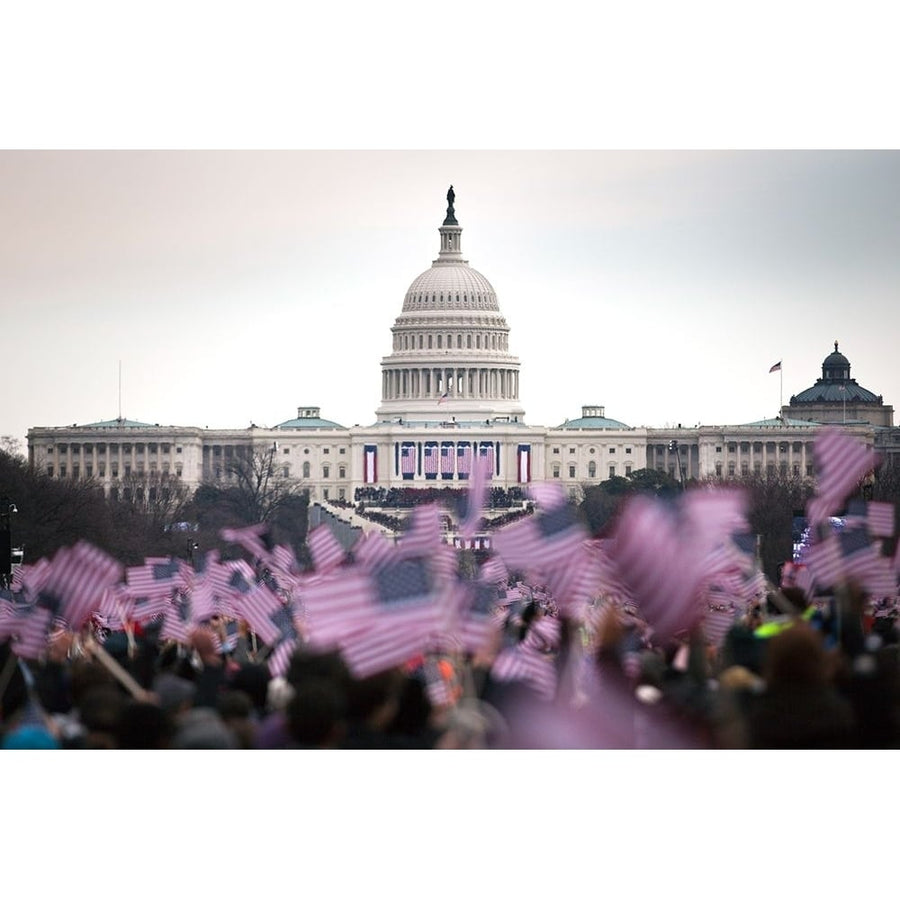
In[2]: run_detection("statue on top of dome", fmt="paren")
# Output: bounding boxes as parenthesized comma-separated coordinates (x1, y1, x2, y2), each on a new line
(443, 185, 458, 226)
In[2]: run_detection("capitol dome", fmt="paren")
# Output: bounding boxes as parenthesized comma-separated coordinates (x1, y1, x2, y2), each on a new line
(402, 264, 498, 311)
(375, 187, 526, 425)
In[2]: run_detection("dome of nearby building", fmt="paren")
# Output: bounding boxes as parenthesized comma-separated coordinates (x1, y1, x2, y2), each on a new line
(783, 341, 893, 427)
(275, 406, 346, 430)
(558, 405, 631, 430)
(822, 345, 850, 371)
(790, 341, 882, 404)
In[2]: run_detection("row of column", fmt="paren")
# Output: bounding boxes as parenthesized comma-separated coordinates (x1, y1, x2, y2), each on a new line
(722, 442, 813, 475)
(648, 442, 816, 478)
(383, 367, 519, 401)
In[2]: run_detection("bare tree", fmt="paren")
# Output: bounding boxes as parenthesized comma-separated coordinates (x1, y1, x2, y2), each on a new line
(112, 470, 192, 529)
(224, 443, 305, 523)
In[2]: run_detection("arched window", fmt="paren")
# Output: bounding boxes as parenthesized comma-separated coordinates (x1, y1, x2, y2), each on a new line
(302, 461, 310, 478)
(588, 461, 597, 478)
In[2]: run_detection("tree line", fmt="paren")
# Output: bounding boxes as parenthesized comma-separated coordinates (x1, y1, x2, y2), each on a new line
(0, 439, 309, 568)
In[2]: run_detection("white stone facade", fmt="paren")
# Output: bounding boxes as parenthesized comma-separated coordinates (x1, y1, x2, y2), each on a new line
(26, 190, 900, 504)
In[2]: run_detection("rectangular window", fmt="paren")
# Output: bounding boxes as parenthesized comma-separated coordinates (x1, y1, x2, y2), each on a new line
(569, 447, 576, 454)
(283, 466, 290, 478)
(625, 447, 632, 454)
(323, 488, 329, 500)
(339, 466, 346, 478)
(176, 446, 183, 454)
(283, 447, 290, 455)
(552, 447, 560, 455)
(716, 446, 722, 453)
(323, 448, 330, 455)
(715, 463, 722, 476)
(162, 444, 170, 454)
(99, 465, 106, 477)
(609, 447, 616, 454)
(46, 465, 54, 477)
(111, 466, 119, 478)
(47, 447, 54, 454)
(323, 465, 330, 478)
(609, 466, 616, 478)
(568, 465, 576, 478)
(71, 445, 80, 456)
(339, 488, 346, 501)
(339, 448, 346, 455)
(625, 465, 632, 476)
(86, 465, 93, 478)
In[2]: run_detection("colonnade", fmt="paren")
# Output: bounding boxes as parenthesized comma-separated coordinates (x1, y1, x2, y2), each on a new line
(382, 366, 520, 401)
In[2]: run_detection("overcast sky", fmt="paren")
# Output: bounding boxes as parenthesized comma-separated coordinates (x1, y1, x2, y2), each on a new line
(2, 149, 899, 444)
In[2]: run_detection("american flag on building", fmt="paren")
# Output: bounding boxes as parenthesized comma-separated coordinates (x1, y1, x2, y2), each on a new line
(456, 442, 472, 479)
(401, 443, 416, 478)
(424, 442, 439, 479)
(363, 445, 378, 484)
(479, 443, 494, 480)
(440, 443, 454, 479)
(517, 444, 531, 483)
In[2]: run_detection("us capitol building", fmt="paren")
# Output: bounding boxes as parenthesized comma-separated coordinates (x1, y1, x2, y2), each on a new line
(26, 188, 900, 512)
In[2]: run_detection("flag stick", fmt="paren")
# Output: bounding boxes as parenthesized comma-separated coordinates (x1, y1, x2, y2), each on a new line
(0, 650, 20, 711)
(84, 636, 149, 701)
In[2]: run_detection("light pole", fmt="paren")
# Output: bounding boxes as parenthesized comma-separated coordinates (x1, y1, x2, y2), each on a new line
(668, 441, 686, 490)
(0, 497, 17, 587)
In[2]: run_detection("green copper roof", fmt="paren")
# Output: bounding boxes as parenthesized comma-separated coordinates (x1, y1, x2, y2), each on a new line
(274, 416, 347, 430)
(738, 417, 821, 428)
(81, 418, 159, 428)
(557, 415, 631, 430)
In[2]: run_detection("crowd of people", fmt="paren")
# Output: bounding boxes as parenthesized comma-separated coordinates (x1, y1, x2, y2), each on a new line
(3, 575, 898, 750)
(353, 485, 526, 509)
